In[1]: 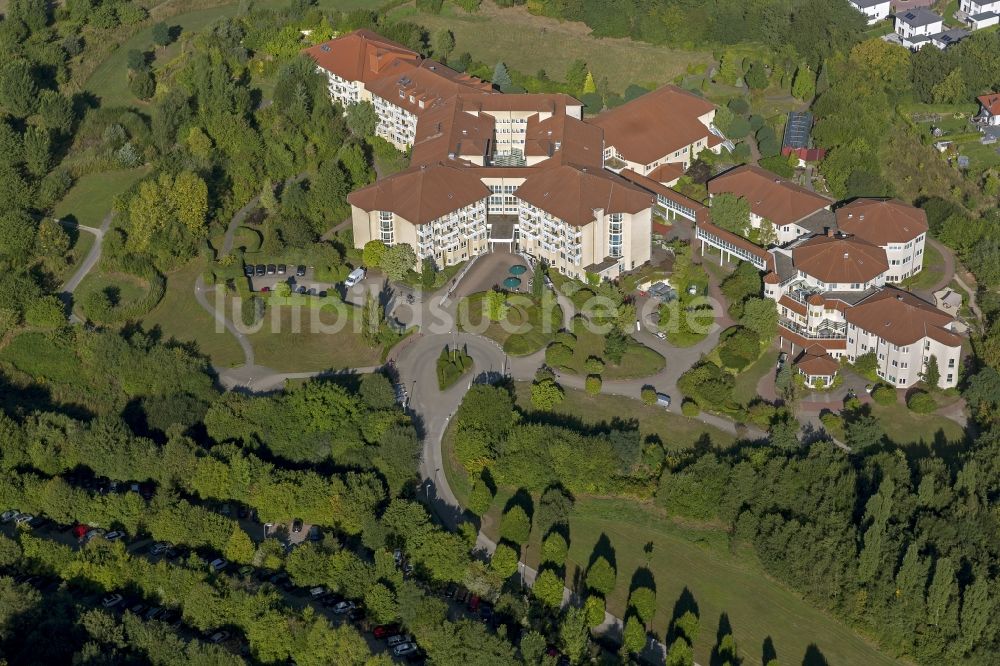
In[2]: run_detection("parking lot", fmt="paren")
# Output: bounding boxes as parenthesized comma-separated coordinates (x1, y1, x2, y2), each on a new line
(243, 263, 337, 295)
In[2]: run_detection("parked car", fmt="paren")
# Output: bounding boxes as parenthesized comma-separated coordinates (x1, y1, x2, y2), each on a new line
(208, 558, 227, 573)
(145, 606, 163, 620)
(468, 595, 480, 612)
(261, 286, 270, 293)
(208, 630, 230, 644)
(387, 633, 410, 646)
(776, 352, 788, 369)
(266, 264, 276, 275)
(151, 542, 172, 556)
(0, 510, 18, 523)
(865, 384, 873, 394)
(344, 267, 365, 288)
(237, 565, 253, 578)
(104, 530, 124, 541)
(308, 525, 321, 541)
(296, 265, 306, 277)
(296, 286, 307, 294)
(373, 624, 400, 639)
(255, 264, 266, 277)
(292, 519, 303, 533)
(654, 330, 666, 340)
(128, 603, 147, 616)
(656, 393, 671, 408)
(393, 643, 419, 657)
(102, 593, 123, 609)
(277, 264, 286, 275)
(13, 513, 33, 526)
(332, 601, 356, 614)
(309, 586, 326, 598)
(243, 265, 254, 277)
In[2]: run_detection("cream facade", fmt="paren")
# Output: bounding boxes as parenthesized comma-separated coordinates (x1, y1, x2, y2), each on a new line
(845, 324, 961, 388)
(884, 234, 926, 282)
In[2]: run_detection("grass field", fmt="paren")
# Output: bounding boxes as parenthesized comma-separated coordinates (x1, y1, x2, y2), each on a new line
(247, 305, 383, 372)
(900, 241, 946, 292)
(388, 1, 712, 93)
(74, 270, 150, 319)
(732, 346, 780, 405)
(871, 397, 965, 446)
(511, 382, 735, 452)
(142, 260, 245, 368)
(562, 318, 665, 379)
(53, 168, 150, 228)
(458, 291, 562, 356)
(441, 388, 898, 666)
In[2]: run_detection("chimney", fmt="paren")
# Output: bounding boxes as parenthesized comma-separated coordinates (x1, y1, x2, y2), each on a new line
(826, 227, 834, 237)
(896, 294, 904, 301)
(843, 252, 849, 259)
(847, 213, 853, 219)
(859, 214, 865, 221)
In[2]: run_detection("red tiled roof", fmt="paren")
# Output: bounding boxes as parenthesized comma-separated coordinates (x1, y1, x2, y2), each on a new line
(779, 295, 807, 316)
(708, 165, 831, 227)
(304, 30, 420, 86)
(589, 85, 716, 165)
(792, 234, 889, 284)
(514, 165, 653, 227)
(347, 162, 489, 225)
(978, 93, 1000, 116)
(846, 287, 962, 348)
(366, 59, 493, 117)
(647, 163, 685, 185)
(835, 199, 928, 245)
(795, 345, 839, 376)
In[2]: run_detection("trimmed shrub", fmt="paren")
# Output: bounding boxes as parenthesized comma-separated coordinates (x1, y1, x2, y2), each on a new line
(640, 386, 657, 405)
(584, 594, 605, 627)
(871, 384, 897, 406)
(907, 390, 936, 414)
(681, 399, 700, 417)
(545, 342, 574, 368)
(585, 374, 602, 396)
(584, 356, 605, 374)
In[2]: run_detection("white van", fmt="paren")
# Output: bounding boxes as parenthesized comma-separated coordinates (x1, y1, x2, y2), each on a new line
(344, 267, 366, 288)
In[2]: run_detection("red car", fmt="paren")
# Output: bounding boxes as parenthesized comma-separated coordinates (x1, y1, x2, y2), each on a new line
(73, 524, 89, 540)
(373, 624, 400, 639)
(468, 595, 480, 612)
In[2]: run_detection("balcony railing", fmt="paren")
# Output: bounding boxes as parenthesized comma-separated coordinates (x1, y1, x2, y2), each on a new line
(779, 318, 846, 340)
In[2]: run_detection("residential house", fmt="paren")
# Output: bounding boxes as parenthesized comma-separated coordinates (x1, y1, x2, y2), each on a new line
(977, 93, 1000, 126)
(849, 0, 892, 24)
(960, 0, 1000, 28)
(895, 9, 944, 49)
(930, 28, 971, 49)
(706, 165, 833, 245)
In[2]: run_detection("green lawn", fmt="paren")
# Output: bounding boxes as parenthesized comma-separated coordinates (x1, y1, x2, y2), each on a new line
(512, 382, 735, 452)
(247, 304, 383, 372)
(74, 270, 151, 319)
(900, 240, 946, 291)
(388, 1, 712, 93)
(53, 167, 150, 228)
(458, 291, 562, 356)
(141, 260, 246, 368)
(870, 397, 965, 446)
(955, 140, 1000, 179)
(441, 388, 898, 666)
(562, 319, 665, 379)
(732, 346, 780, 405)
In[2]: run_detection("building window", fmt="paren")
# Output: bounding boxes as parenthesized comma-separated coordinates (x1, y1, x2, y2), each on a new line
(379, 211, 394, 245)
(608, 213, 624, 258)
(948, 358, 955, 368)
(947, 373, 953, 382)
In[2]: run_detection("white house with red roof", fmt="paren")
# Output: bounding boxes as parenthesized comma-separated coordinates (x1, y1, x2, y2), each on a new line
(977, 93, 1000, 126)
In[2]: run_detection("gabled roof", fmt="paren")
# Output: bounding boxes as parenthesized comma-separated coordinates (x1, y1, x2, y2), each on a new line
(589, 85, 716, 165)
(304, 30, 420, 85)
(896, 8, 942, 27)
(835, 199, 928, 245)
(514, 165, 653, 226)
(524, 113, 603, 168)
(456, 93, 582, 115)
(792, 234, 889, 284)
(347, 162, 490, 225)
(708, 165, 831, 227)
(410, 98, 495, 166)
(977, 93, 1000, 116)
(846, 287, 962, 347)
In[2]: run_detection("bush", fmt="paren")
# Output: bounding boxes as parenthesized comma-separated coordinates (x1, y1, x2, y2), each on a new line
(681, 400, 700, 417)
(241, 295, 263, 327)
(718, 326, 760, 371)
(584, 356, 605, 374)
(584, 594, 605, 627)
(819, 411, 845, 439)
(907, 390, 937, 413)
(436, 345, 472, 390)
(545, 342, 574, 368)
(640, 386, 657, 405)
(585, 375, 602, 396)
(871, 384, 897, 406)
(499, 506, 531, 545)
(490, 542, 519, 578)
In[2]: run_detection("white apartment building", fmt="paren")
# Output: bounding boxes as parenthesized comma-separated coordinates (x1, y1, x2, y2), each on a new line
(849, 0, 892, 24)
(835, 199, 927, 282)
(844, 290, 963, 389)
(895, 9, 945, 49)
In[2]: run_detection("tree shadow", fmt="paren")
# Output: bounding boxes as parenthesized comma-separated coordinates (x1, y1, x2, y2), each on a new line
(762, 636, 777, 664)
(629, 566, 656, 594)
(709, 612, 735, 666)
(802, 644, 828, 666)
(586, 532, 616, 572)
(502, 488, 534, 522)
(666, 586, 700, 644)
